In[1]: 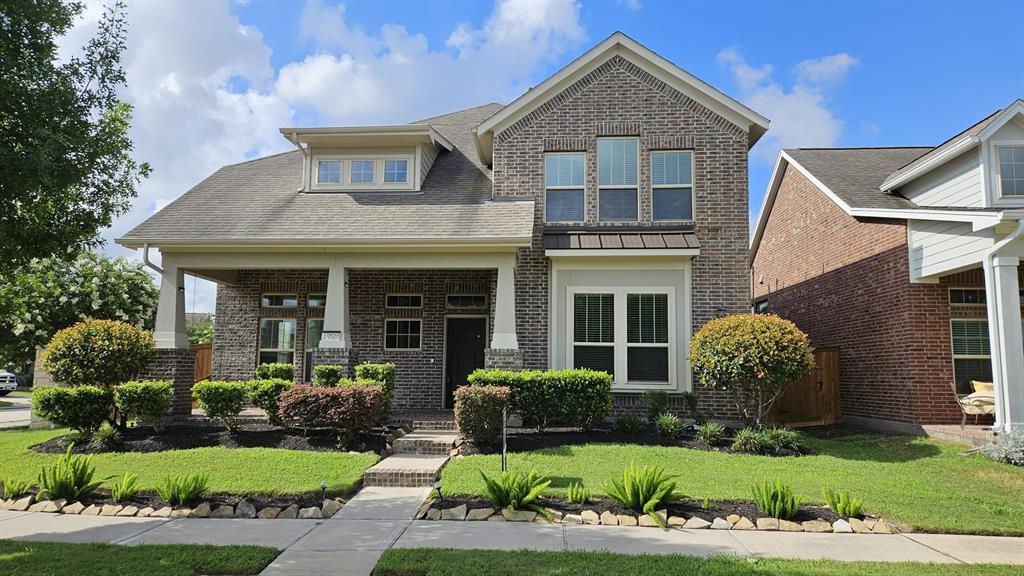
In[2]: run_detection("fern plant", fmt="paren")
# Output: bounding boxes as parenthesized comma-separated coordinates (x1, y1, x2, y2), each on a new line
(111, 473, 140, 503)
(480, 469, 552, 520)
(37, 446, 104, 501)
(823, 488, 863, 517)
(566, 481, 590, 505)
(3, 478, 32, 499)
(751, 479, 800, 520)
(605, 463, 685, 528)
(654, 413, 684, 439)
(156, 473, 209, 507)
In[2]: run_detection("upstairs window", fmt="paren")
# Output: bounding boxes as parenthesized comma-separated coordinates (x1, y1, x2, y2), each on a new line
(598, 138, 638, 221)
(262, 294, 298, 308)
(545, 152, 585, 223)
(311, 154, 415, 191)
(998, 146, 1024, 197)
(350, 160, 375, 184)
(651, 151, 694, 221)
(317, 160, 341, 184)
(384, 159, 408, 183)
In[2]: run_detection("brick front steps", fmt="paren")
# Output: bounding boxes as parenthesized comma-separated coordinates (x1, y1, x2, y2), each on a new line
(365, 414, 459, 487)
(393, 431, 461, 456)
(363, 455, 450, 487)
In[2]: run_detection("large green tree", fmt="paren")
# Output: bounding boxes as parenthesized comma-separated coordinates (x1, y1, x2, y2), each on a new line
(0, 251, 158, 369)
(0, 0, 149, 273)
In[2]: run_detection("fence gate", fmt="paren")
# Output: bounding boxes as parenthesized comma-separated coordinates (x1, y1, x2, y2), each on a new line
(192, 343, 212, 383)
(768, 347, 840, 428)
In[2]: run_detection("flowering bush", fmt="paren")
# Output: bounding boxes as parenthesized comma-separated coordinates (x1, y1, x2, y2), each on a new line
(43, 319, 155, 389)
(454, 385, 511, 446)
(277, 384, 383, 442)
(113, 380, 172, 432)
(690, 314, 814, 426)
(192, 381, 247, 432)
(32, 386, 111, 433)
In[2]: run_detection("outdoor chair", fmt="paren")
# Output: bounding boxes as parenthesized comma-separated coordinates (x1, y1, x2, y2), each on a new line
(951, 382, 995, 429)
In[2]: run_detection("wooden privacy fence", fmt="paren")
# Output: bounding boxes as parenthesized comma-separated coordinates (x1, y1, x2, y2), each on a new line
(192, 343, 212, 383)
(768, 347, 840, 428)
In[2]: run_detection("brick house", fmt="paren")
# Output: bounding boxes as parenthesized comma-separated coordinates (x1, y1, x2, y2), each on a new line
(118, 32, 770, 420)
(750, 100, 1024, 434)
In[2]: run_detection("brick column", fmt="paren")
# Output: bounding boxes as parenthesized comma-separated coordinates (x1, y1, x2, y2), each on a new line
(141, 348, 196, 419)
(484, 348, 523, 371)
(311, 348, 356, 379)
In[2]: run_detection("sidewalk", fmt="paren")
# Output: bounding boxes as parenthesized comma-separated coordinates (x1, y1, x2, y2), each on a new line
(2, 505, 1022, 575)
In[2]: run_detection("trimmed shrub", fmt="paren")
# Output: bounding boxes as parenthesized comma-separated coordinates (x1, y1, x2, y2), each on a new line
(752, 479, 800, 520)
(614, 414, 645, 434)
(696, 422, 726, 446)
(644, 391, 668, 424)
(42, 319, 155, 389)
(192, 381, 247, 432)
(454, 385, 511, 446)
(312, 364, 346, 387)
(277, 384, 384, 441)
(467, 368, 612, 431)
(982, 431, 1024, 466)
(255, 363, 294, 381)
(654, 412, 684, 439)
(32, 386, 110, 433)
(690, 313, 814, 426)
(37, 446, 103, 501)
(113, 380, 172, 432)
(247, 378, 292, 426)
(355, 362, 395, 418)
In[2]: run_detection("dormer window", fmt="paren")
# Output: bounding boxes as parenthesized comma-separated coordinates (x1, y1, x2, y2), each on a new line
(317, 160, 341, 184)
(350, 160, 375, 184)
(998, 146, 1024, 197)
(384, 159, 409, 183)
(310, 154, 416, 191)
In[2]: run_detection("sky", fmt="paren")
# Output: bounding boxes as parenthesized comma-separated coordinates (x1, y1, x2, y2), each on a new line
(60, 0, 1024, 314)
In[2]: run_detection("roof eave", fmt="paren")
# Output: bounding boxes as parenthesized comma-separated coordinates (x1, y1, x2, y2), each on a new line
(878, 137, 977, 191)
(280, 125, 454, 151)
(115, 235, 533, 251)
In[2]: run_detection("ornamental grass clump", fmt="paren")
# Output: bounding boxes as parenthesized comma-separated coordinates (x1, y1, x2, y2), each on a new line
(690, 313, 814, 427)
(37, 446, 104, 501)
(111, 473, 140, 503)
(752, 479, 800, 520)
(605, 463, 685, 528)
(566, 481, 590, 505)
(157, 473, 209, 507)
(654, 413, 684, 439)
(696, 422, 726, 446)
(480, 469, 552, 520)
(2, 478, 32, 499)
(823, 488, 864, 517)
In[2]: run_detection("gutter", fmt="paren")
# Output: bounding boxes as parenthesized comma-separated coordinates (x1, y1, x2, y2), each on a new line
(982, 219, 1024, 432)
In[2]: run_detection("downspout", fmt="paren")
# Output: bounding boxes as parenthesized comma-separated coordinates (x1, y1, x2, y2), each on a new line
(982, 218, 1024, 432)
(289, 132, 308, 192)
(142, 243, 162, 274)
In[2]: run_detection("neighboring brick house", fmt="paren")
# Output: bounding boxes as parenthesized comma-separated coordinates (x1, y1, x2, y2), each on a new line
(751, 100, 1024, 434)
(118, 32, 770, 419)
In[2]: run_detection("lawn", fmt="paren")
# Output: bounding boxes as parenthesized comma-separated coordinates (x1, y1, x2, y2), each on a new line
(0, 540, 278, 576)
(0, 428, 378, 496)
(375, 549, 1023, 576)
(441, 427, 1024, 535)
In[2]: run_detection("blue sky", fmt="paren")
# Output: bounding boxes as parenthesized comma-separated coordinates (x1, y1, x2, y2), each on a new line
(62, 0, 1023, 312)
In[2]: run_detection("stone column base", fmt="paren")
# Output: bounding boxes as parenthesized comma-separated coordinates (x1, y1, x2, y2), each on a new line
(484, 348, 523, 371)
(311, 348, 356, 379)
(142, 348, 196, 419)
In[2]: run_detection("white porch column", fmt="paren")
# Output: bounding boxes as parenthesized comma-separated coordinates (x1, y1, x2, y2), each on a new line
(992, 256, 1024, 432)
(154, 259, 188, 349)
(490, 254, 519, 350)
(319, 261, 349, 348)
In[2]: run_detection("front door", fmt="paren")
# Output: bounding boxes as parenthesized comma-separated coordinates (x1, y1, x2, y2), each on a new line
(444, 317, 487, 408)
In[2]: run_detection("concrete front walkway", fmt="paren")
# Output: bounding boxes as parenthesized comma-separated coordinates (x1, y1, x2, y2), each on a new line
(3, 504, 1023, 574)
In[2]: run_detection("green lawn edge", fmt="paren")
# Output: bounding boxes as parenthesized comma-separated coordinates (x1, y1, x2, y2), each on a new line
(375, 549, 1024, 576)
(0, 540, 278, 576)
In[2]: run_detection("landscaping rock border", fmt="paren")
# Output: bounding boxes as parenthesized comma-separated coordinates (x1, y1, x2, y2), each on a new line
(0, 494, 346, 521)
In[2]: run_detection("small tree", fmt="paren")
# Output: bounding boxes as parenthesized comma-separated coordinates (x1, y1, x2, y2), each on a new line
(689, 313, 814, 427)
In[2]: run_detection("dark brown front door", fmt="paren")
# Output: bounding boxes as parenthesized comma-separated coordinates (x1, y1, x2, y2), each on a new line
(445, 317, 487, 408)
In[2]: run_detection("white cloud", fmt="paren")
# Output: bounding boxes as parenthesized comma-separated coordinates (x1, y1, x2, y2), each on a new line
(718, 47, 856, 160)
(617, 0, 642, 11)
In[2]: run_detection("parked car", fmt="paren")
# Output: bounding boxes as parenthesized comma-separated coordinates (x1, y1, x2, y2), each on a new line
(0, 370, 17, 395)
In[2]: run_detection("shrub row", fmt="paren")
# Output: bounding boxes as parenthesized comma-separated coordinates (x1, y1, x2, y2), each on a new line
(33, 380, 173, 434)
(313, 362, 395, 420)
(277, 384, 383, 441)
(467, 368, 612, 431)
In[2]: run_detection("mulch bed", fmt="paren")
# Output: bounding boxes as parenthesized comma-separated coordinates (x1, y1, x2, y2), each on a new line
(461, 426, 808, 457)
(432, 495, 842, 524)
(30, 423, 396, 455)
(10, 487, 325, 511)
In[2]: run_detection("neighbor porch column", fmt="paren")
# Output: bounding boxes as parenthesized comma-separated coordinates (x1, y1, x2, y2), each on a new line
(491, 254, 519, 350)
(992, 256, 1024, 432)
(154, 258, 188, 349)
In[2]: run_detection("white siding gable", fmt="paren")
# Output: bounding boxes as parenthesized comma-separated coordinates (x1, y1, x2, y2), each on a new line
(908, 219, 993, 280)
(901, 149, 982, 208)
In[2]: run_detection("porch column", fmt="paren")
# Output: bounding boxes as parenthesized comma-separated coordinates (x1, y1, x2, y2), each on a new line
(319, 261, 349, 349)
(154, 258, 188, 349)
(992, 256, 1024, 432)
(490, 254, 519, 350)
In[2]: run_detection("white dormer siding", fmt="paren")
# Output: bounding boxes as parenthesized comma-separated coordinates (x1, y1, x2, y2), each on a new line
(418, 143, 439, 189)
(984, 118, 1024, 206)
(901, 149, 983, 208)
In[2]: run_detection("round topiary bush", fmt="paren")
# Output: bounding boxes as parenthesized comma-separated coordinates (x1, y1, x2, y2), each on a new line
(32, 385, 111, 433)
(689, 313, 814, 426)
(43, 319, 155, 389)
(113, 380, 173, 432)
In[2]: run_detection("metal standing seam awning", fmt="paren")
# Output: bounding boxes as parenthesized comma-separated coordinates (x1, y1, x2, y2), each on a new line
(543, 228, 701, 255)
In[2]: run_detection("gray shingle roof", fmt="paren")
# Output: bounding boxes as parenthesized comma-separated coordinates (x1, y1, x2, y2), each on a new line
(118, 103, 536, 246)
(883, 108, 1003, 185)
(785, 147, 933, 210)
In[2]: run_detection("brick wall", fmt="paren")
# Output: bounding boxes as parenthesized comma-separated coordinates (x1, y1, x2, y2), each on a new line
(141, 348, 195, 419)
(491, 53, 750, 420)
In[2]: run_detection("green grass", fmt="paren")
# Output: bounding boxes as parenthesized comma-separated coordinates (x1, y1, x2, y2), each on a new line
(375, 549, 1023, 576)
(0, 540, 278, 576)
(6, 391, 32, 398)
(0, 428, 378, 496)
(442, 427, 1024, 535)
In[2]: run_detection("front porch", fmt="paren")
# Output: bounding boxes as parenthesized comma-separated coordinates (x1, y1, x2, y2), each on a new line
(149, 251, 525, 416)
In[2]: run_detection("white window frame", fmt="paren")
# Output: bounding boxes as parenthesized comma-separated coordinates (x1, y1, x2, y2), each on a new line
(949, 318, 992, 391)
(385, 293, 423, 309)
(258, 318, 297, 366)
(544, 151, 586, 223)
(384, 318, 423, 351)
(310, 153, 416, 191)
(994, 142, 1024, 199)
(446, 293, 488, 309)
(314, 158, 342, 187)
(261, 293, 298, 308)
(565, 286, 675, 389)
(650, 150, 695, 222)
(597, 137, 640, 223)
